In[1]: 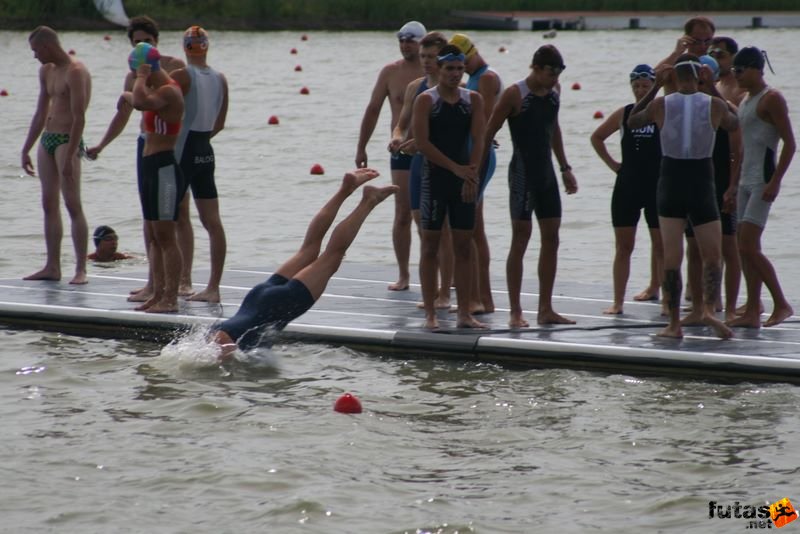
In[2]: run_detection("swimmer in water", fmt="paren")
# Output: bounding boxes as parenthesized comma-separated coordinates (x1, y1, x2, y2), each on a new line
(211, 168, 397, 361)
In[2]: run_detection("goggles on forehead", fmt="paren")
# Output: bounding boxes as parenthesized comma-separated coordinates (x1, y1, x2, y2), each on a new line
(629, 71, 655, 81)
(437, 52, 465, 63)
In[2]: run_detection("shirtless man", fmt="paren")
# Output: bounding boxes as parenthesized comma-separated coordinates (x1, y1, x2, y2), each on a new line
(356, 20, 425, 292)
(629, 55, 738, 339)
(657, 16, 715, 94)
(727, 47, 795, 328)
(126, 43, 186, 313)
(86, 16, 187, 301)
(211, 169, 397, 361)
(709, 36, 747, 106)
(21, 26, 91, 285)
(170, 26, 229, 303)
(484, 45, 578, 328)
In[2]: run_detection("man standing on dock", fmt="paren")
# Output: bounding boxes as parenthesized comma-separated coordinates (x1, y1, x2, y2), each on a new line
(629, 55, 739, 339)
(727, 47, 795, 328)
(355, 21, 425, 292)
(21, 26, 92, 285)
(170, 26, 229, 304)
(657, 16, 715, 94)
(484, 45, 577, 328)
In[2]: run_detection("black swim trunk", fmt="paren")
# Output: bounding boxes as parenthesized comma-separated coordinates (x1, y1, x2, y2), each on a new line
(216, 273, 315, 351)
(179, 130, 218, 199)
(508, 155, 561, 221)
(420, 165, 475, 231)
(390, 151, 413, 171)
(139, 150, 187, 221)
(657, 157, 719, 226)
(611, 173, 659, 229)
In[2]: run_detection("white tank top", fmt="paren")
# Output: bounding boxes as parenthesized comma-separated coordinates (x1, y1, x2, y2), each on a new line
(660, 92, 715, 159)
(738, 86, 780, 186)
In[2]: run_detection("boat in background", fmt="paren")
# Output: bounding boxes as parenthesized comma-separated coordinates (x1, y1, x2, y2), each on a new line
(93, 0, 129, 27)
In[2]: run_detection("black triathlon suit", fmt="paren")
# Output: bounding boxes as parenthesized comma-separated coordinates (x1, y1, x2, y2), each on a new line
(685, 128, 736, 237)
(612, 104, 661, 229)
(507, 81, 562, 221)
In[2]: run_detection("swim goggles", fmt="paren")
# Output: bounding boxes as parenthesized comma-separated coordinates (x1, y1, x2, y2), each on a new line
(629, 70, 655, 81)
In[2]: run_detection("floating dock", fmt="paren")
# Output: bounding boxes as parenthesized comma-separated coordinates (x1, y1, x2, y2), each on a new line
(1, 265, 799, 383)
(451, 10, 800, 31)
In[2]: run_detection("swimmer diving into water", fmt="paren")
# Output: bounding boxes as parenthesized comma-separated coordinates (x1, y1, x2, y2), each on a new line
(211, 168, 397, 361)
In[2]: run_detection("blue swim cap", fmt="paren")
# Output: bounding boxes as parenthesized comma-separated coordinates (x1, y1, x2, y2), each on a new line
(128, 42, 161, 72)
(699, 55, 720, 81)
(629, 64, 655, 81)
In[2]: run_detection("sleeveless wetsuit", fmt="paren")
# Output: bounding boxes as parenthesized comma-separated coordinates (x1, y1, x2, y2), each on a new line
(176, 64, 225, 199)
(409, 77, 429, 210)
(420, 86, 475, 231)
(658, 92, 719, 226)
(611, 104, 661, 229)
(737, 86, 779, 228)
(507, 80, 561, 221)
(467, 64, 502, 199)
(215, 274, 315, 351)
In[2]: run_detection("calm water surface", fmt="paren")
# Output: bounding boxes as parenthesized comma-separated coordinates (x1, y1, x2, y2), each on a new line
(0, 28, 799, 532)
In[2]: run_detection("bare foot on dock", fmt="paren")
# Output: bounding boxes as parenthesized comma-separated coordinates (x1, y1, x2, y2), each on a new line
(423, 316, 439, 330)
(703, 314, 733, 339)
(603, 303, 623, 315)
(178, 284, 195, 297)
(736, 301, 764, 316)
(134, 296, 158, 311)
(417, 298, 450, 310)
(128, 290, 153, 303)
(537, 311, 576, 325)
(145, 299, 179, 314)
(726, 313, 762, 329)
(187, 288, 221, 303)
(633, 289, 658, 301)
(388, 277, 409, 291)
(680, 311, 704, 326)
(458, 315, 487, 329)
(69, 271, 88, 285)
(24, 267, 61, 281)
(509, 312, 530, 328)
(657, 324, 683, 338)
(764, 305, 793, 327)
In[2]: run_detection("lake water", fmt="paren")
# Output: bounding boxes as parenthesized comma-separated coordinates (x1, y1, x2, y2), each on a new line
(0, 27, 799, 533)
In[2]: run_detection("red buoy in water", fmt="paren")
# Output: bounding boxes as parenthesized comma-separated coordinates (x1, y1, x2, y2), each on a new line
(334, 393, 362, 414)
(68, 49, 76, 55)
(498, 46, 507, 53)
(593, 110, 604, 119)
(103, 35, 111, 41)
(310, 163, 325, 175)
(268, 115, 279, 125)
(294, 65, 303, 72)
(0, 89, 8, 97)
(301, 34, 309, 41)
(290, 47, 298, 54)
(571, 82, 581, 90)
(300, 86, 310, 95)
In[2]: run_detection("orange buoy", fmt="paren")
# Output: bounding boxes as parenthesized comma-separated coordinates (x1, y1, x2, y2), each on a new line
(0, 89, 8, 97)
(593, 110, 604, 119)
(294, 65, 302, 72)
(300, 86, 310, 95)
(301, 34, 308, 41)
(310, 163, 325, 175)
(290, 47, 298, 54)
(571, 82, 581, 90)
(268, 115, 279, 125)
(334, 393, 362, 414)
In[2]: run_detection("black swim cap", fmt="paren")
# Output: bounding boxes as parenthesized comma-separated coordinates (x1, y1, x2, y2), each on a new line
(733, 46, 765, 70)
(93, 225, 116, 247)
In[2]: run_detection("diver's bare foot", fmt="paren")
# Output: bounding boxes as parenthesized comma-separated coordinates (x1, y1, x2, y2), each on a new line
(343, 167, 380, 192)
(458, 314, 487, 329)
(128, 290, 153, 303)
(603, 303, 623, 315)
(24, 267, 61, 281)
(657, 324, 683, 338)
(633, 289, 658, 301)
(703, 314, 734, 339)
(363, 184, 399, 205)
(423, 316, 439, 330)
(537, 311, 576, 325)
(726, 313, 761, 328)
(212, 330, 238, 363)
(187, 288, 221, 303)
(69, 272, 88, 285)
(764, 305, 793, 327)
(144, 299, 179, 314)
(388, 277, 409, 291)
(680, 311, 704, 326)
(509, 312, 530, 328)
